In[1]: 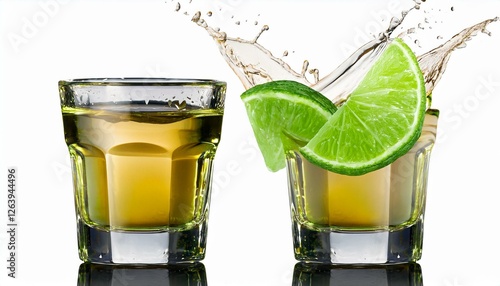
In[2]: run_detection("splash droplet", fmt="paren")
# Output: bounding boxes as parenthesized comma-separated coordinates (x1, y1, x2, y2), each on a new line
(309, 68, 320, 83)
(301, 60, 309, 76)
(191, 11, 201, 23)
(252, 25, 269, 43)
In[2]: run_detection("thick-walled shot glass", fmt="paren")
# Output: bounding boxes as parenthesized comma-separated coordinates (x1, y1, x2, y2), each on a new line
(286, 110, 438, 264)
(59, 78, 226, 264)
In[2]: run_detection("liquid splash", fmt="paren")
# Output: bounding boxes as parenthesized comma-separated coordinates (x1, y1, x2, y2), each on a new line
(174, 1, 498, 108)
(417, 17, 499, 100)
(190, 15, 311, 90)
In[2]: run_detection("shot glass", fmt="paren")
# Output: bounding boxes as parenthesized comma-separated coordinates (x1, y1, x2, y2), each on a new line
(286, 109, 438, 264)
(59, 78, 226, 264)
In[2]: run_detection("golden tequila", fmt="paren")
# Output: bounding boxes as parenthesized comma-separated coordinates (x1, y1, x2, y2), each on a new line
(287, 111, 438, 262)
(63, 107, 222, 230)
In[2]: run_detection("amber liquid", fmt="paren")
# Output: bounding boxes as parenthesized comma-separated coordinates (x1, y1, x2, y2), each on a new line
(287, 111, 438, 230)
(63, 105, 223, 231)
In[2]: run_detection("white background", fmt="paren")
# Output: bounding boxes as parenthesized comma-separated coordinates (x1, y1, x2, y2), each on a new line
(1, 0, 500, 285)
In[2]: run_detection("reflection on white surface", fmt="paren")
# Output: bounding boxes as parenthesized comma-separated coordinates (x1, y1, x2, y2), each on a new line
(292, 263, 422, 286)
(78, 263, 207, 286)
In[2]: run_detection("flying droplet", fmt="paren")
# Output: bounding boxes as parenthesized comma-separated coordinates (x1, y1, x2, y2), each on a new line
(175, 2, 180, 11)
(191, 11, 201, 22)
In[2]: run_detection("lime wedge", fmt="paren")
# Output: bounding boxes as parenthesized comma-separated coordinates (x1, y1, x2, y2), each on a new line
(241, 80, 337, 172)
(300, 38, 426, 175)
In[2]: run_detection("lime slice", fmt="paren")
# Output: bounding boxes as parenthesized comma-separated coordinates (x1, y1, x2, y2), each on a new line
(241, 80, 337, 172)
(300, 38, 426, 176)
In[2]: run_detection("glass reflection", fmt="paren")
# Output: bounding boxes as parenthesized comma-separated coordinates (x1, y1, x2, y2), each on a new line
(77, 262, 207, 286)
(292, 262, 422, 286)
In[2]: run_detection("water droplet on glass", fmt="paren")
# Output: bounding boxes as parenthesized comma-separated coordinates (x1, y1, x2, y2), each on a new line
(283, 50, 288, 57)
(254, 21, 258, 25)
(207, 11, 212, 17)
(175, 2, 180, 11)
(175, 100, 187, 110)
(451, 6, 454, 12)
(235, 21, 240, 25)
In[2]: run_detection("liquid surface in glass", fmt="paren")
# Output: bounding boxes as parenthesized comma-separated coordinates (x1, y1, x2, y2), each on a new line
(287, 112, 437, 231)
(63, 105, 223, 231)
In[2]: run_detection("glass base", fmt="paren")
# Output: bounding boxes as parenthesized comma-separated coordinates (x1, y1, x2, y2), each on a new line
(77, 219, 208, 264)
(292, 217, 424, 264)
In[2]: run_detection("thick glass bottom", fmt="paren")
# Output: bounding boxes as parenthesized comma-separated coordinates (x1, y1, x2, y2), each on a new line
(76, 218, 208, 264)
(292, 216, 424, 264)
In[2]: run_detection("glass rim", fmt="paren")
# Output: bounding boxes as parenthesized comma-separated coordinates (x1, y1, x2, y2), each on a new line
(58, 77, 226, 87)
